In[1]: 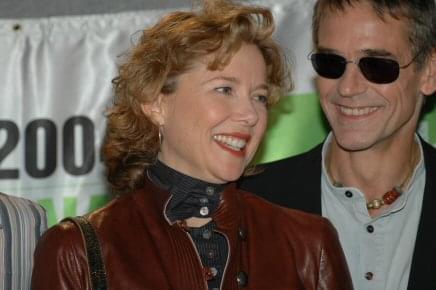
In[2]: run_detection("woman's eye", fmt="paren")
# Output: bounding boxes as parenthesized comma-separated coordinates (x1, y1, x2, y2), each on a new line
(215, 86, 232, 95)
(254, 94, 269, 105)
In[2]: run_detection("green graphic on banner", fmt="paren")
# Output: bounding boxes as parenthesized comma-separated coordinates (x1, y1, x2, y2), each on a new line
(255, 92, 328, 163)
(39, 194, 111, 226)
(422, 97, 436, 143)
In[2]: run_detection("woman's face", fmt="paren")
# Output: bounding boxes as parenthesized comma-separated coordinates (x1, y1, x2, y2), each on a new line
(149, 44, 268, 183)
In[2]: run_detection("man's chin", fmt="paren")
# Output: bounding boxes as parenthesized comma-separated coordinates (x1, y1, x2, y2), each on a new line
(333, 135, 376, 153)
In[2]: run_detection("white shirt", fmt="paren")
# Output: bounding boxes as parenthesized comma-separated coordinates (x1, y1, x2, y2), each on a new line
(321, 133, 425, 290)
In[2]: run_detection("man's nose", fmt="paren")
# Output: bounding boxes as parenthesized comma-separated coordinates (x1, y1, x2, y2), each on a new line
(337, 62, 368, 97)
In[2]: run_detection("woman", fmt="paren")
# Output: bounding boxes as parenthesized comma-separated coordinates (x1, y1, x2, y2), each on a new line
(31, 0, 352, 289)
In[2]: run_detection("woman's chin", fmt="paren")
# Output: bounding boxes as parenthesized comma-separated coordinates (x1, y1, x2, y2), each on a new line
(212, 168, 245, 184)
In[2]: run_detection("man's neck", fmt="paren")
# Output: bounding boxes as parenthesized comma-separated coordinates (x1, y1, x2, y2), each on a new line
(326, 134, 421, 213)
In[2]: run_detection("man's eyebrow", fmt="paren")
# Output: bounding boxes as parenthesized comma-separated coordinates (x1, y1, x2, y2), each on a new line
(315, 47, 396, 58)
(314, 47, 338, 54)
(361, 49, 395, 57)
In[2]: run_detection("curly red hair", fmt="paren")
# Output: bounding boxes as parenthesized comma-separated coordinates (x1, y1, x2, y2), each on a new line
(103, 0, 292, 193)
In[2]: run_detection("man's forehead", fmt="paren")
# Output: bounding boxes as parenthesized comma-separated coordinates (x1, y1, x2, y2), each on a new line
(316, 3, 412, 56)
(321, 1, 404, 21)
(323, 0, 411, 26)
(318, 2, 409, 37)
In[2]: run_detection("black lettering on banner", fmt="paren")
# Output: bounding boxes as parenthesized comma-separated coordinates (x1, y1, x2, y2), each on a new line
(63, 116, 95, 175)
(0, 117, 96, 179)
(25, 119, 57, 178)
(0, 120, 19, 179)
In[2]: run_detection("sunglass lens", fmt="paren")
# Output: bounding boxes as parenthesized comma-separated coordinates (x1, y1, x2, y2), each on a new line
(311, 53, 346, 79)
(359, 57, 400, 84)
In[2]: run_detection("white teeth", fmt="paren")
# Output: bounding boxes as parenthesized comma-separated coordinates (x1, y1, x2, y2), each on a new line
(213, 135, 247, 151)
(339, 106, 378, 116)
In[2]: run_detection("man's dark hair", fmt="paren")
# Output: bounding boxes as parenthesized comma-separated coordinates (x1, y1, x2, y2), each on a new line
(312, 0, 436, 69)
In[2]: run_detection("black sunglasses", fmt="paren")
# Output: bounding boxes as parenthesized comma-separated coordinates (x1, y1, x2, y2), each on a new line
(309, 52, 418, 84)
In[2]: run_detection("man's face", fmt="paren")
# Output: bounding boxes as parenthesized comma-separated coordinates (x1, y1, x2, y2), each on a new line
(315, 2, 434, 152)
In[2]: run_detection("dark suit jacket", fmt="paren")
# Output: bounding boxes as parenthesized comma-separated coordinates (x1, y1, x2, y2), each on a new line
(239, 140, 436, 290)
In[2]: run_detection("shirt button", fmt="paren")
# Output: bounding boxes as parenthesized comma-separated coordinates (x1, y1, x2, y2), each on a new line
(206, 186, 215, 196)
(204, 266, 218, 280)
(199, 206, 209, 216)
(210, 267, 218, 277)
(345, 191, 353, 198)
(207, 250, 215, 259)
(199, 197, 209, 204)
(202, 229, 212, 239)
(367, 225, 374, 233)
(365, 272, 374, 280)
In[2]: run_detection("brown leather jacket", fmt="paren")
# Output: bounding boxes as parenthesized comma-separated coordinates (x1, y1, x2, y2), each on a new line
(32, 180, 352, 290)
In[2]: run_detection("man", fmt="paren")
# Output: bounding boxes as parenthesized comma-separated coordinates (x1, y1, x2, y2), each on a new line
(240, 0, 436, 289)
(0, 192, 46, 289)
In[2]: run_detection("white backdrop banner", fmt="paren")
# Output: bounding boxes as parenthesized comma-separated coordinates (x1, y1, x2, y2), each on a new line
(0, 0, 435, 225)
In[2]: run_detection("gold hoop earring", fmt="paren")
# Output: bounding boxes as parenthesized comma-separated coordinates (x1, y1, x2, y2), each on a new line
(152, 126, 163, 165)
(158, 125, 163, 146)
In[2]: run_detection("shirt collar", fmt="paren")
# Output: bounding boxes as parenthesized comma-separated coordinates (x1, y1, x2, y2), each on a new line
(147, 160, 227, 223)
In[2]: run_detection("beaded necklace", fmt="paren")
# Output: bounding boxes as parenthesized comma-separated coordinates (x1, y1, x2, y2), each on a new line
(332, 143, 419, 211)
(366, 186, 403, 210)
(366, 145, 418, 210)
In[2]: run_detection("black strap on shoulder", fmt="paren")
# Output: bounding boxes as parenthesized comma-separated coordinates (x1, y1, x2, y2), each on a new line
(64, 216, 108, 290)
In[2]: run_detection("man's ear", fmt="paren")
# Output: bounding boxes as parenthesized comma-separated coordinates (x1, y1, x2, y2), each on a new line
(420, 51, 436, 96)
(140, 93, 166, 126)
